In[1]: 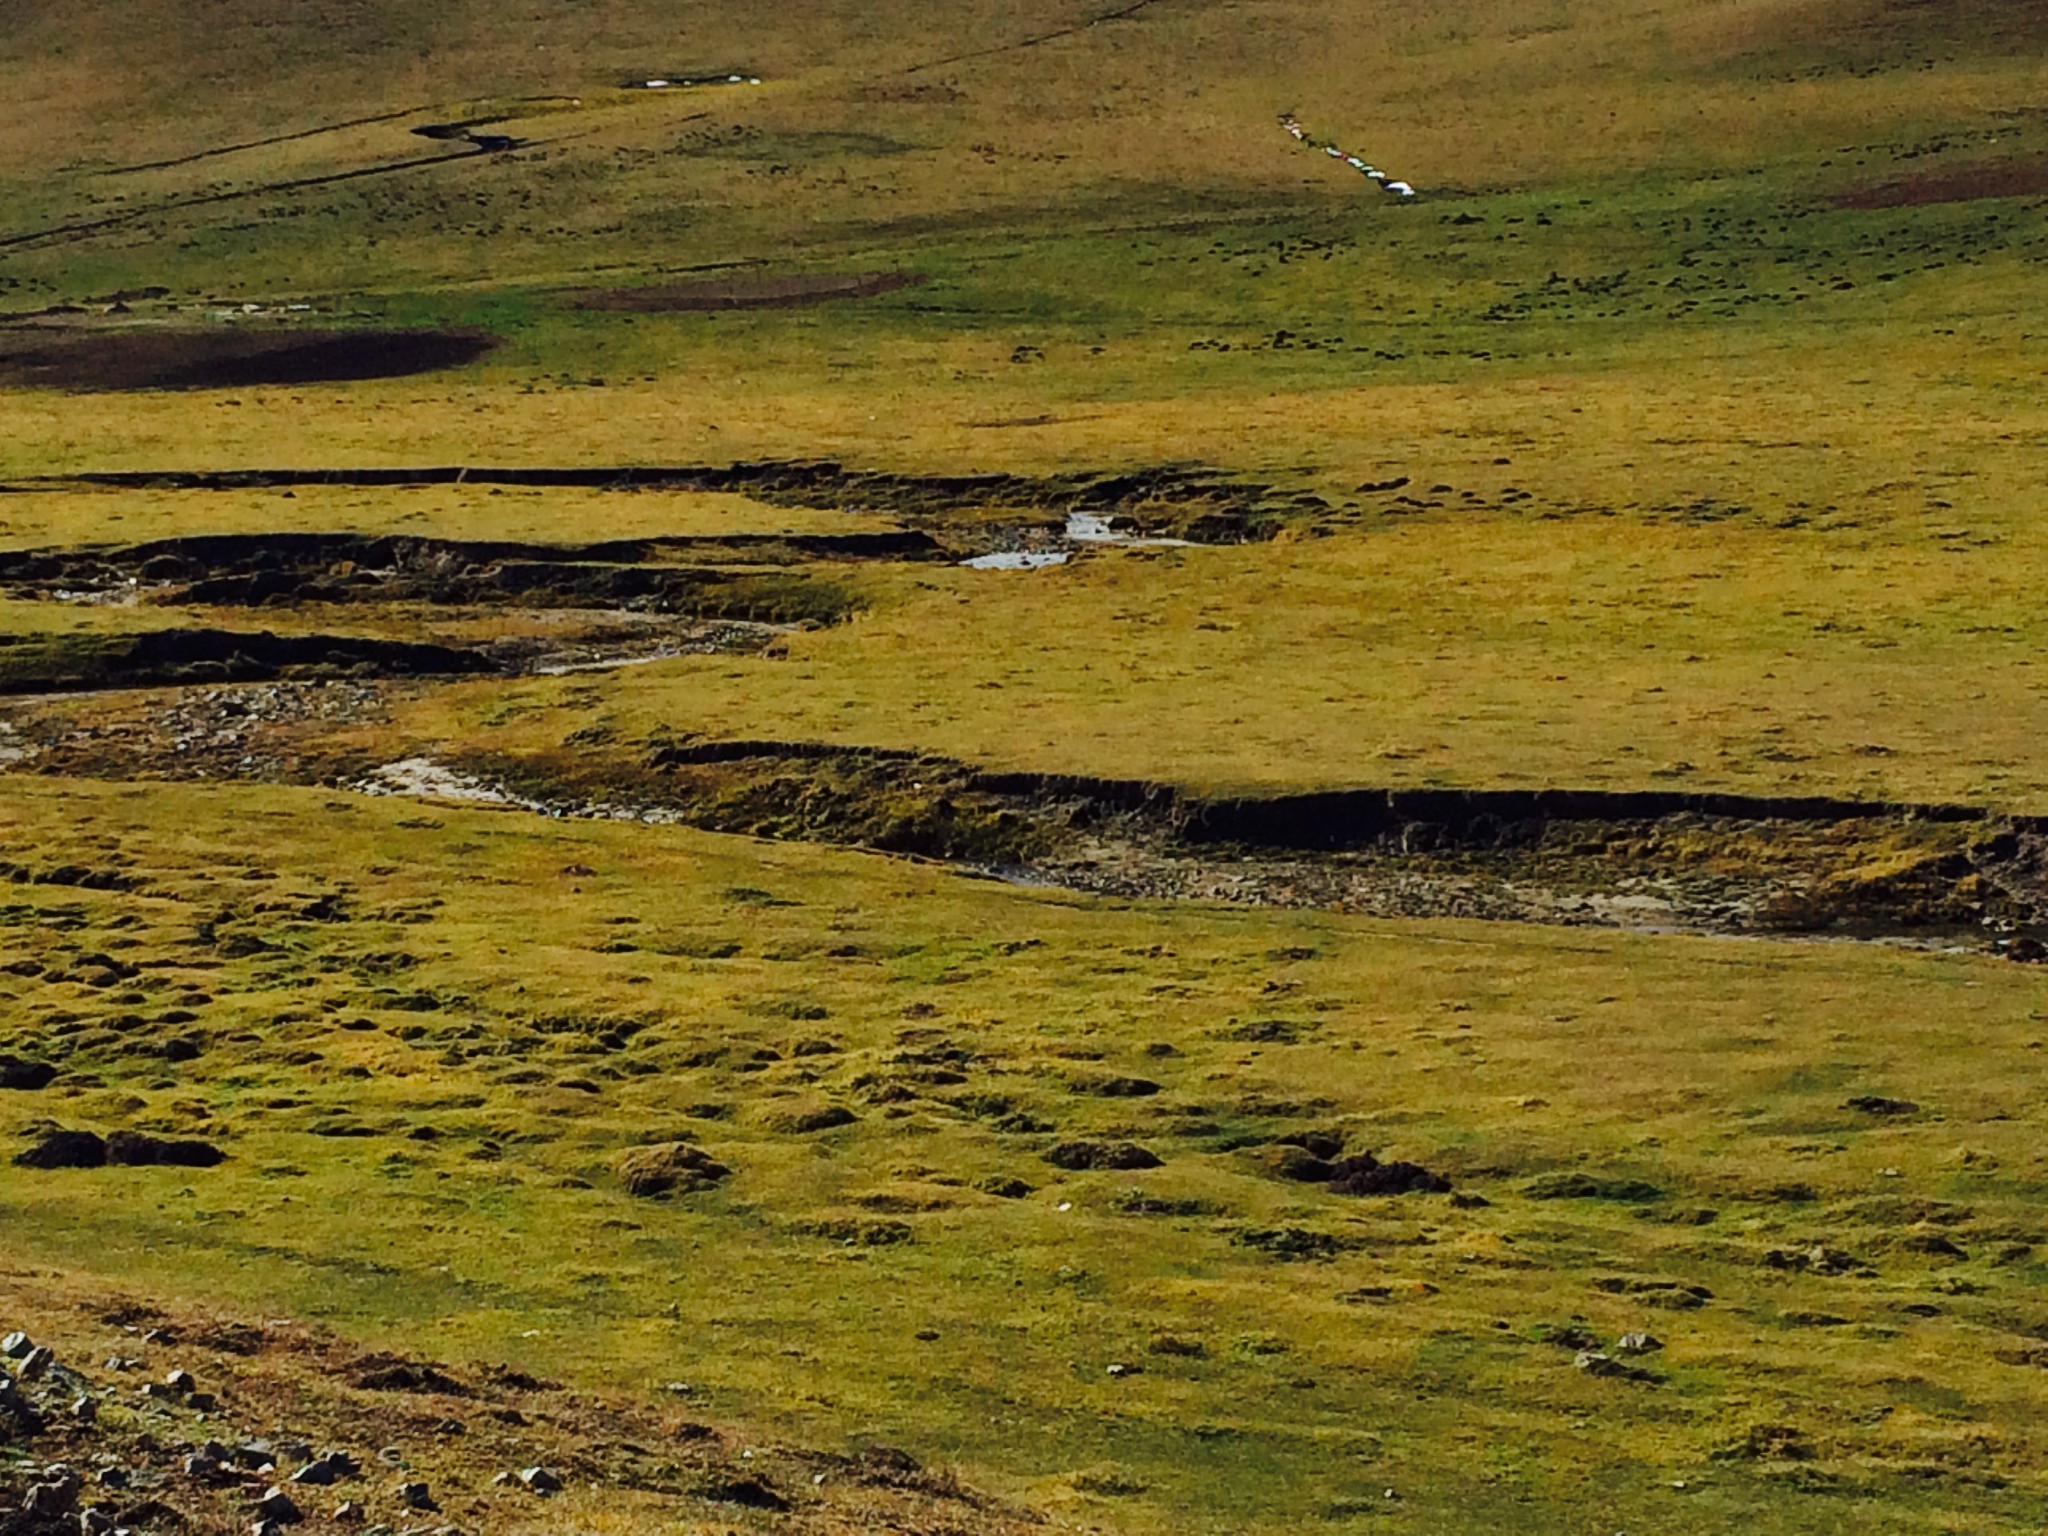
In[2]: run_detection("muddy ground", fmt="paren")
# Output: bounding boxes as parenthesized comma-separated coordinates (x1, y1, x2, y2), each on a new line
(0, 325, 499, 391)
(1834, 154, 2048, 209)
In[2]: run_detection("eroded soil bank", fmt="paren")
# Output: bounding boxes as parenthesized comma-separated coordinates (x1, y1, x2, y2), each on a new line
(5, 687, 2043, 955)
(8, 460, 1345, 543)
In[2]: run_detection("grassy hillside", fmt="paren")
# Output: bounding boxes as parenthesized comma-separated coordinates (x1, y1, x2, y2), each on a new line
(6, 0, 2048, 1531)
(8, 778, 2048, 1535)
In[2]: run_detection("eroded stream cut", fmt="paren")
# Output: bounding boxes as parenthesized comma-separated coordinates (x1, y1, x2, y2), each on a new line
(4, 465, 2040, 955)
(6, 681, 2041, 955)
(7, 459, 1344, 543)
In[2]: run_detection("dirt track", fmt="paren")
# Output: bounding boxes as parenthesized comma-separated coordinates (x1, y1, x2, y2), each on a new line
(568, 271, 927, 312)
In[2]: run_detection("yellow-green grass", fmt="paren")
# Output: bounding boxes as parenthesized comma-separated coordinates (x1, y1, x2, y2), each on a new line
(5, 0, 2045, 300)
(335, 498, 2040, 808)
(0, 486, 880, 550)
(3, 776, 2048, 1534)
(6, 4, 2048, 1529)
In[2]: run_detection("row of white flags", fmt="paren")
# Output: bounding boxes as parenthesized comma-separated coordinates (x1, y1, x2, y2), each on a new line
(1281, 115, 1415, 196)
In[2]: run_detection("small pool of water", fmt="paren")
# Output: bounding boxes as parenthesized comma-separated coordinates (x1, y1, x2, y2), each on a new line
(962, 550, 1071, 570)
(1066, 512, 1192, 548)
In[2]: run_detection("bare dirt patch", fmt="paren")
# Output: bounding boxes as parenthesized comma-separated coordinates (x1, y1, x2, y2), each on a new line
(1835, 155, 2048, 209)
(0, 1270, 1041, 1536)
(568, 271, 926, 313)
(0, 326, 499, 391)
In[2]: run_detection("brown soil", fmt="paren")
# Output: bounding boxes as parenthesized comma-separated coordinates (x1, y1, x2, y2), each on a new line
(0, 1269, 1042, 1536)
(0, 326, 499, 391)
(13, 460, 1327, 544)
(568, 271, 926, 312)
(7, 695, 2048, 953)
(1834, 155, 2048, 210)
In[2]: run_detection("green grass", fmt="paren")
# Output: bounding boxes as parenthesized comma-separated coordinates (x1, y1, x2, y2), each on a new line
(5, 778, 2048, 1534)
(8, 1, 2048, 1530)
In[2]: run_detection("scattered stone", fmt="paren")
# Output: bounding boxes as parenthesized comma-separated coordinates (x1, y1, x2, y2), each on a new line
(1782, 1310, 1849, 1328)
(613, 1142, 732, 1198)
(1762, 1245, 1872, 1276)
(165, 1369, 196, 1395)
(1252, 1144, 1334, 1183)
(107, 1132, 227, 1168)
(1326, 1153, 1451, 1196)
(1523, 1172, 1663, 1202)
(1715, 1423, 1816, 1461)
(691, 1473, 789, 1511)
(19, 1344, 54, 1380)
(289, 1461, 336, 1487)
(350, 1359, 469, 1396)
(0, 1055, 58, 1091)
(1845, 1095, 1919, 1117)
(1043, 1140, 1162, 1171)
(1615, 1333, 1664, 1354)
(1589, 1276, 1712, 1309)
(14, 1130, 108, 1169)
(1, 1331, 30, 1357)
(1573, 1350, 1659, 1383)
(230, 1441, 275, 1471)
(78, 1505, 116, 1535)
(768, 1103, 858, 1134)
(972, 1175, 1033, 1199)
(71, 1393, 96, 1422)
(1111, 1190, 1219, 1217)
(394, 1481, 436, 1510)
(517, 1467, 561, 1495)
(1275, 1130, 1347, 1161)
(332, 1501, 364, 1523)
(1232, 1225, 1348, 1261)
(23, 1473, 79, 1517)
(1070, 1075, 1162, 1098)
(251, 1487, 302, 1525)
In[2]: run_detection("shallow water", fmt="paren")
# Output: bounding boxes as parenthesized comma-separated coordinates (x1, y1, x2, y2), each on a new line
(1065, 511, 1192, 548)
(962, 550, 1071, 570)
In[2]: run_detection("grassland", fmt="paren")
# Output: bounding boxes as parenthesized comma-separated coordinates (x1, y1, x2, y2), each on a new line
(6, 0, 2048, 1531)
(9, 777, 2048, 1536)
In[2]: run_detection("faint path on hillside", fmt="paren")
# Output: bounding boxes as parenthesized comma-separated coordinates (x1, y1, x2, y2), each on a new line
(906, 0, 1165, 74)
(95, 106, 438, 176)
(0, 145, 496, 252)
